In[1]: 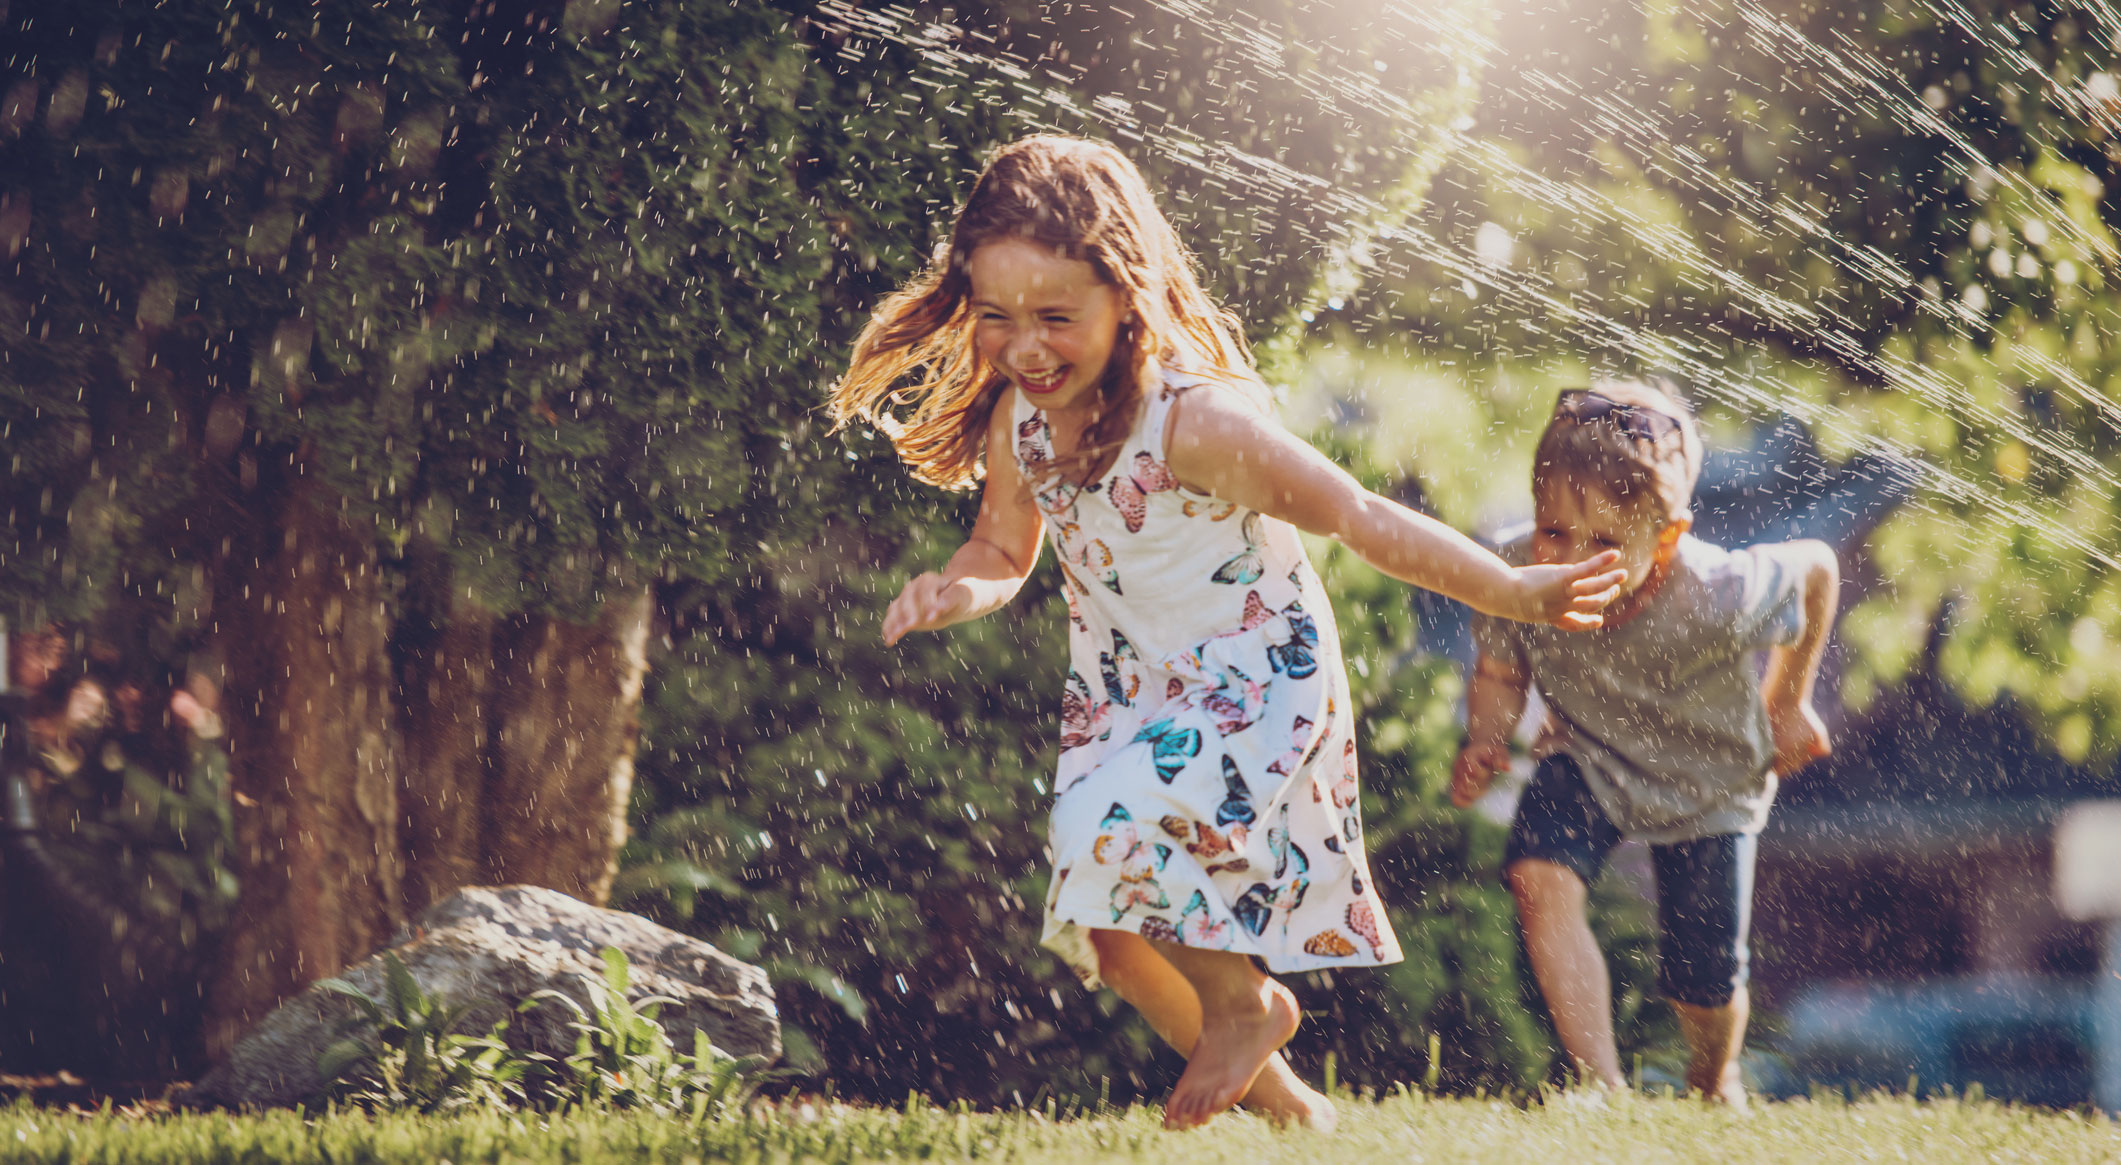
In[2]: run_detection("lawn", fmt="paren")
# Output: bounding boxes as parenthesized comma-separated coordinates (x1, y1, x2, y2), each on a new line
(3, 1091, 2116, 1163)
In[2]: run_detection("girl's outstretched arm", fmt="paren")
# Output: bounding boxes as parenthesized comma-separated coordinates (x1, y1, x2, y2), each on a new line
(1165, 385, 1625, 629)
(882, 389, 1046, 645)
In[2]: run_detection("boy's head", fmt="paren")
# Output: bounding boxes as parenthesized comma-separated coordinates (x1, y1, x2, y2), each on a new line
(1530, 377, 1702, 596)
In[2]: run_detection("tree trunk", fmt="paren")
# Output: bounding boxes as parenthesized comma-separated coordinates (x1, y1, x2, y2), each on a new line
(204, 496, 654, 1059)
(481, 592, 653, 902)
(207, 480, 403, 1053)
(398, 582, 652, 908)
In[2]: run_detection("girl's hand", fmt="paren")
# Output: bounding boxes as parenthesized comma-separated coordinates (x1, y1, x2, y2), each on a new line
(1510, 552, 1626, 630)
(882, 572, 974, 646)
(1767, 695, 1831, 776)
(1450, 738, 1512, 809)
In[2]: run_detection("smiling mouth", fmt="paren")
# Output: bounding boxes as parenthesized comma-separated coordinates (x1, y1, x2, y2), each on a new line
(1018, 366, 1069, 392)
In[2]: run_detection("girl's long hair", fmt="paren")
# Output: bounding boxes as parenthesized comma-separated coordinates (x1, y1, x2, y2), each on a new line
(826, 135, 1261, 490)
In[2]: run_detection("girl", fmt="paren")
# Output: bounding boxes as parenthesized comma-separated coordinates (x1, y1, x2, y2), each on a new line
(827, 135, 1623, 1130)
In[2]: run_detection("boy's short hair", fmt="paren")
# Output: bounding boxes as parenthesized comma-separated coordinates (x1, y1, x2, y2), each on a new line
(1532, 376, 1703, 523)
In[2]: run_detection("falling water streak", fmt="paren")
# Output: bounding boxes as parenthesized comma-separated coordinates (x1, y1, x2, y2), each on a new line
(809, 0, 2121, 572)
(1453, 16, 2121, 452)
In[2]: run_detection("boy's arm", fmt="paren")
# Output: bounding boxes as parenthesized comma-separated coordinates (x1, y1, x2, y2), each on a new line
(882, 393, 1045, 645)
(1761, 539, 1841, 776)
(1451, 651, 1531, 809)
(1165, 386, 1625, 629)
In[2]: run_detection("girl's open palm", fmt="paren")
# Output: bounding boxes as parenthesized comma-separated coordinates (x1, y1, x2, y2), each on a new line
(1512, 552, 1627, 630)
(882, 571, 972, 646)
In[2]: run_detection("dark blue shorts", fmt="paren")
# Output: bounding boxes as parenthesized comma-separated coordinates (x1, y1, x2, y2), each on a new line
(1504, 754, 1756, 1008)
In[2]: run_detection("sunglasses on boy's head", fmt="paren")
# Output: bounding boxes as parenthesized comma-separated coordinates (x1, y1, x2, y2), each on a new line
(1553, 389, 1683, 444)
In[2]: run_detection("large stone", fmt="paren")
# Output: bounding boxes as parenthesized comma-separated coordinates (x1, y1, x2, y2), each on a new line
(180, 885, 778, 1109)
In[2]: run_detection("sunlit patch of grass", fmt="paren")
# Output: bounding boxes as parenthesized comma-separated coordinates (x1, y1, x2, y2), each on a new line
(4, 1089, 2118, 1163)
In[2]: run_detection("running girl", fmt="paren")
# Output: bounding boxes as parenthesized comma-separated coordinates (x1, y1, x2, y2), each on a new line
(827, 135, 1624, 1130)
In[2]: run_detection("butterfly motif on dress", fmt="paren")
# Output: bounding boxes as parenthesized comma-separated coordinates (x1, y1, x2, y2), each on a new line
(1138, 915, 1180, 944)
(1267, 608, 1319, 679)
(1017, 415, 1051, 469)
(1197, 665, 1264, 736)
(1211, 512, 1267, 585)
(1060, 671, 1112, 752)
(1231, 882, 1275, 936)
(1217, 756, 1258, 828)
(1325, 737, 1359, 809)
(1183, 496, 1240, 521)
(1092, 802, 1172, 885)
(1108, 451, 1180, 534)
(1132, 718, 1203, 783)
(1073, 536, 1122, 594)
(1269, 809, 1311, 914)
(1239, 590, 1273, 632)
(1179, 890, 1233, 948)
(1346, 899, 1387, 959)
(1064, 587, 1087, 632)
(1302, 929, 1357, 958)
(1188, 821, 1250, 875)
(1110, 878, 1172, 922)
(1270, 716, 1316, 779)
(1099, 629, 1141, 707)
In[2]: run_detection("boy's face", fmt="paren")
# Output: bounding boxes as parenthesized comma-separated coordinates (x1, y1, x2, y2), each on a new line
(1532, 481, 1683, 598)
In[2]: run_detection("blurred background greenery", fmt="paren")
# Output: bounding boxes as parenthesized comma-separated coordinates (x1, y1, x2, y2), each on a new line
(6, 0, 2120, 1105)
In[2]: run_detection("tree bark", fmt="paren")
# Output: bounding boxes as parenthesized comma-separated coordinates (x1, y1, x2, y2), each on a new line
(397, 583, 652, 909)
(481, 592, 653, 902)
(207, 480, 403, 1054)
(203, 497, 654, 1059)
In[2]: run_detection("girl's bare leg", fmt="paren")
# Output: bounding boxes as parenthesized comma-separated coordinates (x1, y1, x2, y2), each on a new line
(1087, 929, 1334, 1129)
(1135, 937, 1301, 1129)
(1508, 859, 1627, 1090)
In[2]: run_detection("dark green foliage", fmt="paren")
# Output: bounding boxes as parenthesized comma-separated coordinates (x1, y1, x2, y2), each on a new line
(315, 946, 758, 1115)
(316, 953, 532, 1114)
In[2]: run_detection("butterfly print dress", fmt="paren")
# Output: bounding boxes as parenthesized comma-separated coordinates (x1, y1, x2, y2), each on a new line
(1021, 370, 1403, 985)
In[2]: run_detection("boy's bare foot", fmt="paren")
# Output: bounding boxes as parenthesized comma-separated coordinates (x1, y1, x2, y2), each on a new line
(1163, 978, 1300, 1129)
(1691, 1063, 1748, 1111)
(1242, 1062, 1338, 1132)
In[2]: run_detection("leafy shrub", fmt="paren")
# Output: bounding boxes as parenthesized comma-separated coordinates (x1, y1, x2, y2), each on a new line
(314, 954, 531, 1114)
(528, 947, 763, 1117)
(314, 947, 757, 1116)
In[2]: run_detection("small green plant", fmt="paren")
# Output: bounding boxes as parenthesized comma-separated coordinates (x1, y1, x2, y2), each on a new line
(527, 946, 762, 1117)
(314, 952, 531, 1113)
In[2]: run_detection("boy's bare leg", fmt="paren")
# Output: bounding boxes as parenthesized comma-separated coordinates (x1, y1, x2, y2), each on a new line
(1089, 929, 1334, 1129)
(1508, 859, 1627, 1090)
(1670, 988, 1749, 1107)
(1137, 937, 1300, 1129)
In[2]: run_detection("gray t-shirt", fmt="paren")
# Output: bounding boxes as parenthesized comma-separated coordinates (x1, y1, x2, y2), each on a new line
(1472, 534, 1808, 843)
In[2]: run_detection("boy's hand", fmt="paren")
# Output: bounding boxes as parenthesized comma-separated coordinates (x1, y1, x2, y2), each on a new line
(1509, 552, 1626, 631)
(1767, 696, 1831, 776)
(1450, 738, 1513, 809)
(883, 572, 973, 646)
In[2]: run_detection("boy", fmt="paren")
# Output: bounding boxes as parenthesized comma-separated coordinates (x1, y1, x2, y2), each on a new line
(1450, 379, 1840, 1105)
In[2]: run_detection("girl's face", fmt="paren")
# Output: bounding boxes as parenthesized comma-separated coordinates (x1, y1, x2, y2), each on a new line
(966, 237, 1127, 416)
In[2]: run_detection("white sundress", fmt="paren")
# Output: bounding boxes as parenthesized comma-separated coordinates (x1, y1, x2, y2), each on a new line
(1020, 369, 1404, 986)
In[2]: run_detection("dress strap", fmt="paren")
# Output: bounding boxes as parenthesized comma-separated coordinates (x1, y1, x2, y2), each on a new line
(1142, 367, 1207, 466)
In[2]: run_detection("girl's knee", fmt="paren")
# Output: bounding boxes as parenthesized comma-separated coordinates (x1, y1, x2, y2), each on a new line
(1087, 926, 1150, 969)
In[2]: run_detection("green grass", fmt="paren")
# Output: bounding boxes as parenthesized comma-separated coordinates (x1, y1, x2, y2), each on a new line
(3, 1092, 2115, 1163)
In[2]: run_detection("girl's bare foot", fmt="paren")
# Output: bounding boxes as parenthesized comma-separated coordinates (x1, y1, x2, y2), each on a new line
(1241, 1054, 1337, 1130)
(1163, 978, 1301, 1129)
